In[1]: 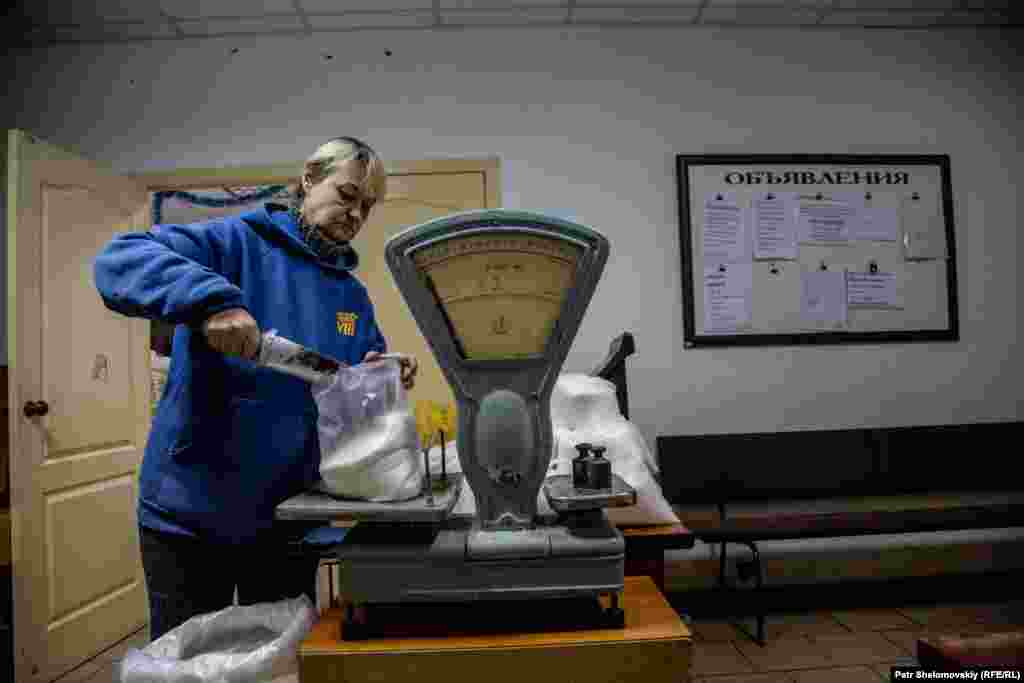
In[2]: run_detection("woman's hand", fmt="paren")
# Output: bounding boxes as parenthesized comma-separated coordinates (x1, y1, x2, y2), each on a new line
(203, 308, 261, 360)
(399, 356, 419, 390)
(363, 351, 418, 390)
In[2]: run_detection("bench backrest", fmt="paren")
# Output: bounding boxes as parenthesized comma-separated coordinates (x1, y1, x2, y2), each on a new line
(656, 421, 1024, 504)
(590, 332, 635, 420)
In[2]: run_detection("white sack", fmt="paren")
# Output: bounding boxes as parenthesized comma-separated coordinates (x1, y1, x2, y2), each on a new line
(549, 374, 678, 526)
(439, 373, 678, 525)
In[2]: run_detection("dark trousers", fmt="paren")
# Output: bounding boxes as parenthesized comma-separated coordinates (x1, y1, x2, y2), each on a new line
(139, 525, 321, 641)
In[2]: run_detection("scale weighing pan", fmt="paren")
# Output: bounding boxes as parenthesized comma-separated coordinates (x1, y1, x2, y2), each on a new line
(275, 475, 463, 523)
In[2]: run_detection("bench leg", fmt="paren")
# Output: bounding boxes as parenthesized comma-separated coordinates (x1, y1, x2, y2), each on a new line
(718, 540, 767, 646)
(718, 542, 728, 588)
(737, 541, 766, 646)
(713, 538, 766, 646)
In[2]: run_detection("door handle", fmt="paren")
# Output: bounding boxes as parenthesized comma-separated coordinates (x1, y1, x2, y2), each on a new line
(23, 400, 49, 418)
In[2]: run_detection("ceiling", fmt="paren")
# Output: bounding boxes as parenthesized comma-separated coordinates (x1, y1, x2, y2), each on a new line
(9, 0, 1018, 47)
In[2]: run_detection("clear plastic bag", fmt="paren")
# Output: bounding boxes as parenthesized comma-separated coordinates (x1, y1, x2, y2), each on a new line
(313, 358, 423, 502)
(119, 595, 315, 683)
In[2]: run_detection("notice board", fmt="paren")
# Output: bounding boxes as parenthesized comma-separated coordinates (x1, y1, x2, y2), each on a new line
(676, 154, 959, 348)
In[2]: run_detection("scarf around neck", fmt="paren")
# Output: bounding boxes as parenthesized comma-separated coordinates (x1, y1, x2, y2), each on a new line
(288, 205, 356, 268)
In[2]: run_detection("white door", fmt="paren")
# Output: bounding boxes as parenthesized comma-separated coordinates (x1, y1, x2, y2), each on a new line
(7, 129, 150, 682)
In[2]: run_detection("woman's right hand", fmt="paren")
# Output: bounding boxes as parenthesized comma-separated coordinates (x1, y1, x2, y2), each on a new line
(202, 307, 261, 360)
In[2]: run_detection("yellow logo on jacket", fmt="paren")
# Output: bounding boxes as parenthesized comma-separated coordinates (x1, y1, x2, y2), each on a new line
(336, 312, 358, 336)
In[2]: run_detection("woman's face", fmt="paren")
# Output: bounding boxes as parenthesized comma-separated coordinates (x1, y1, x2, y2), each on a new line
(301, 158, 377, 243)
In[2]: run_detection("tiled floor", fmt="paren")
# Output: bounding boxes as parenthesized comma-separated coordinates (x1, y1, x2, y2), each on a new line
(52, 627, 150, 683)
(687, 600, 1024, 682)
(53, 599, 1024, 682)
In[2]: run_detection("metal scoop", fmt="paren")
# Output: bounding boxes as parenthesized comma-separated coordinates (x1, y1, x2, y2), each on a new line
(255, 330, 405, 384)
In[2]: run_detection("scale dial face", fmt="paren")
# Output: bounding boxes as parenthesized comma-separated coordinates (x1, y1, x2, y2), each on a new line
(412, 232, 583, 360)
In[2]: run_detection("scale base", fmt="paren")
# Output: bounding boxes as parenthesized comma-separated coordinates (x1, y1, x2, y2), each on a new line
(335, 512, 626, 640)
(342, 595, 625, 641)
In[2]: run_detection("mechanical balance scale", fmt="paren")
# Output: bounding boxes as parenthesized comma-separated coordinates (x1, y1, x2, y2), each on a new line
(276, 210, 637, 639)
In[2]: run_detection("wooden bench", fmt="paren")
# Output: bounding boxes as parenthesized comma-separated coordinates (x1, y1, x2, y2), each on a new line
(657, 421, 1024, 644)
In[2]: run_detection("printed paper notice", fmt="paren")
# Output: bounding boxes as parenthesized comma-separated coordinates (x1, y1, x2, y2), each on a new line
(801, 268, 848, 329)
(704, 264, 753, 333)
(703, 193, 750, 264)
(850, 200, 901, 243)
(751, 262, 804, 332)
(753, 193, 798, 260)
(797, 195, 857, 245)
(847, 271, 903, 309)
(902, 195, 946, 260)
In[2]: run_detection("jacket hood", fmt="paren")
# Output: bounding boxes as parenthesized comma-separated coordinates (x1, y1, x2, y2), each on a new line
(240, 202, 360, 272)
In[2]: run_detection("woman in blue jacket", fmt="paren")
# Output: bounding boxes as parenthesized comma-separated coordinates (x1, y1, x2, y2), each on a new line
(94, 136, 418, 640)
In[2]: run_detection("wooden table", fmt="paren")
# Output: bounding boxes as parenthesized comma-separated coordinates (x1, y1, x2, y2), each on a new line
(299, 575, 692, 683)
(619, 523, 694, 593)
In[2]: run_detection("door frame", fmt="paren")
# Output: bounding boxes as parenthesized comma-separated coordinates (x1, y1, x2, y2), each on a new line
(130, 155, 501, 613)
(2, 129, 10, 566)
(131, 156, 502, 202)
(2, 155, 500, 538)
(131, 154, 501, 378)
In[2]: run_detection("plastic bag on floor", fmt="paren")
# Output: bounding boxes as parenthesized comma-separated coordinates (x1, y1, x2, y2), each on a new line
(313, 358, 423, 502)
(119, 595, 315, 683)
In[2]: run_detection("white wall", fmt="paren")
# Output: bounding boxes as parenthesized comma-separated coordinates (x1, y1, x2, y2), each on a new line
(4, 25, 1022, 450)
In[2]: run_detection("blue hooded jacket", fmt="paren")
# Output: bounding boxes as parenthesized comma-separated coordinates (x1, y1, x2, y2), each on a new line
(94, 203, 387, 545)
